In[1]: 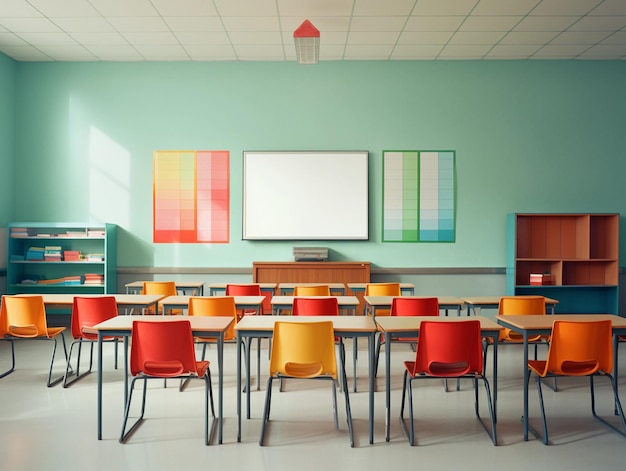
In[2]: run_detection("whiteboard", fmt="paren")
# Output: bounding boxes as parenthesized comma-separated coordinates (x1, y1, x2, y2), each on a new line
(243, 151, 369, 240)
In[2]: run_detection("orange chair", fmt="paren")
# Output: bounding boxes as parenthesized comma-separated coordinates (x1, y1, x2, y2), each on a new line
(294, 285, 331, 296)
(526, 320, 626, 444)
(365, 283, 401, 317)
(400, 320, 496, 446)
(259, 321, 353, 447)
(188, 296, 238, 357)
(142, 281, 179, 315)
(375, 297, 439, 376)
(226, 283, 262, 317)
(119, 320, 215, 445)
(0, 295, 68, 387)
(63, 296, 120, 387)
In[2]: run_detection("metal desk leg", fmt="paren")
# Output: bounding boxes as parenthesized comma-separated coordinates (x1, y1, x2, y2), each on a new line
(369, 332, 375, 445)
(385, 331, 392, 441)
(523, 331, 529, 441)
(217, 334, 224, 444)
(97, 333, 103, 440)
(236, 332, 242, 442)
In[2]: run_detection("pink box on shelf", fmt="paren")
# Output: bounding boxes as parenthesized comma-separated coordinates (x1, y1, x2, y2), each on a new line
(529, 274, 552, 285)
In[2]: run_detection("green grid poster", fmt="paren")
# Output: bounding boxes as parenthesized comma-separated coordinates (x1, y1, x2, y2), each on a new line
(382, 150, 456, 242)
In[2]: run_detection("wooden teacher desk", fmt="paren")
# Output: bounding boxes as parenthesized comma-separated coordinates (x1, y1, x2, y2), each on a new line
(93, 315, 233, 444)
(463, 296, 559, 316)
(495, 313, 626, 441)
(363, 295, 466, 317)
(235, 315, 378, 445)
(376, 316, 502, 442)
(270, 295, 360, 315)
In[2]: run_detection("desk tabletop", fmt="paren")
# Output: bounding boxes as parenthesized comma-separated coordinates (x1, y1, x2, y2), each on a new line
(463, 296, 559, 306)
(270, 295, 359, 306)
(278, 282, 346, 288)
(235, 314, 376, 333)
(160, 295, 266, 306)
(207, 282, 277, 289)
(496, 314, 626, 330)
(39, 293, 163, 306)
(376, 315, 502, 332)
(92, 314, 234, 333)
(363, 295, 465, 307)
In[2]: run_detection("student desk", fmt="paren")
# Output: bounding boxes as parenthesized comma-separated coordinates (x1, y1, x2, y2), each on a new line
(92, 315, 233, 444)
(277, 282, 346, 295)
(495, 314, 626, 441)
(40, 293, 163, 314)
(347, 282, 415, 296)
(363, 296, 465, 317)
(159, 295, 266, 315)
(376, 316, 502, 442)
(270, 295, 359, 315)
(207, 282, 277, 297)
(235, 315, 378, 444)
(463, 296, 559, 316)
(125, 280, 206, 296)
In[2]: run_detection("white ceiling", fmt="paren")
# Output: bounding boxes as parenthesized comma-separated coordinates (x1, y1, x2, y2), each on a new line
(0, 0, 625, 62)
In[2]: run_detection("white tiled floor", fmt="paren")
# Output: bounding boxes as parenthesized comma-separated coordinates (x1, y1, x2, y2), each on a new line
(1, 335, 626, 471)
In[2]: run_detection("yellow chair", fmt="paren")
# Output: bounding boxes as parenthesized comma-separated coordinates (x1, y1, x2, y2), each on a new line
(142, 281, 179, 315)
(365, 282, 401, 316)
(526, 320, 626, 444)
(0, 295, 68, 387)
(294, 285, 331, 296)
(259, 321, 353, 447)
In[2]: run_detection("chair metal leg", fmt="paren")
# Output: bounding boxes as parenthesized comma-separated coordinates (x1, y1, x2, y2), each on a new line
(0, 339, 16, 379)
(590, 373, 626, 437)
(340, 358, 354, 447)
(47, 334, 69, 387)
(120, 376, 148, 443)
(259, 376, 275, 445)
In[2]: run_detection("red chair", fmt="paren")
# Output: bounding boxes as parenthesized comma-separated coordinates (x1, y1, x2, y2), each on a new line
(400, 320, 496, 446)
(119, 320, 215, 445)
(0, 295, 68, 387)
(64, 296, 120, 387)
(375, 297, 439, 375)
(292, 297, 339, 316)
(526, 320, 626, 444)
(225, 283, 263, 318)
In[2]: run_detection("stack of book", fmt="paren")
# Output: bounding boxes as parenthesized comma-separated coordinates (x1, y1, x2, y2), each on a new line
(85, 253, 104, 261)
(10, 227, 33, 237)
(84, 273, 104, 285)
(66, 230, 86, 237)
(37, 275, 82, 285)
(63, 250, 81, 261)
(44, 246, 62, 261)
(87, 229, 105, 237)
(26, 247, 45, 261)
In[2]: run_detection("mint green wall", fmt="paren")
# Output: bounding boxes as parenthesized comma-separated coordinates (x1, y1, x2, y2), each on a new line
(0, 53, 16, 225)
(12, 60, 626, 268)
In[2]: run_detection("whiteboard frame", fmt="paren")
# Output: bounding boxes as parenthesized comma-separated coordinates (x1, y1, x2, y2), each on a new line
(242, 151, 369, 240)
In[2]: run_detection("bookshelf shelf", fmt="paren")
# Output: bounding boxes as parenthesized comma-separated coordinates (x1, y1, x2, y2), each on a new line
(7, 222, 117, 296)
(506, 213, 619, 314)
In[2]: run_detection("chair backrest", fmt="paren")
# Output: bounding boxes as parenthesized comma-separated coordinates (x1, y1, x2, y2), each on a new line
(225, 284, 261, 296)
(365, 283, 401, 296)
(498, 296, 546, 315)
(543, 320, 613, 376)
(71, 296, 119, 340)
(292, 297, 339, 316)
(391, 297, 439, 317)
(411, 320, 483, 377)
(188, 296, 237, 340)
(130, 320, 198, 377)
(142, 281, 177, 296)
(270, 321, 337, 379)
(0, 295, 49, 338)
(294, 285, 331, 296)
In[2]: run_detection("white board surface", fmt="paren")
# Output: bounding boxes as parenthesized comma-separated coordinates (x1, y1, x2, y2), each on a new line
(243, 151, 369, 240)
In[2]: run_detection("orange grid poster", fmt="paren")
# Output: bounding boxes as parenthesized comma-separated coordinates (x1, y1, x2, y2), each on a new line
(153, 150, 229, 243)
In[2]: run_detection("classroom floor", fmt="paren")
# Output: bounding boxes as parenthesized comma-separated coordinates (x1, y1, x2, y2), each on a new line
(1, 334, 626, 471)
